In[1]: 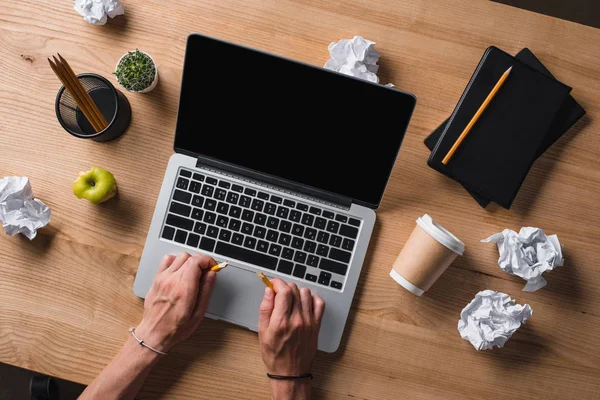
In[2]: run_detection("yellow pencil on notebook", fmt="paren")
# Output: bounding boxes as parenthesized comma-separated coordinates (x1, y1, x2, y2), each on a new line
(210, 261, 228, 272)
(442, 65, 513, 165)
(256, 271, 274, 291)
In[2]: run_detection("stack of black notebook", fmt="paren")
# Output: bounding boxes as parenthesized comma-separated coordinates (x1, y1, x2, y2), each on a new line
(425, 46, 585, 209)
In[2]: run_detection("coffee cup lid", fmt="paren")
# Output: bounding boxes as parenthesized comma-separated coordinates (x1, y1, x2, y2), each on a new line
(416, 214, 465, 255)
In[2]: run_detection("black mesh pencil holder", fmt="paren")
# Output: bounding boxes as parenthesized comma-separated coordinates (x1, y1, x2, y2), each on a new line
(55, 73, 131, 142)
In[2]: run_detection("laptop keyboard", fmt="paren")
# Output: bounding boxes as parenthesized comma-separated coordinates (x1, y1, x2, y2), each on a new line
(160, 168, 362, 291)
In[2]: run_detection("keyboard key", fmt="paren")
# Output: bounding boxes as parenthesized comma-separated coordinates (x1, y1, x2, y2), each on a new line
(329, 235, 342, 248)
(258, 192, 270, 200)
(317, 231, 329, 244)
(232, 233, 243, 245)
(229, 206, 242, 219)
(240, 196, 252, 208)
(293, 264, 306, 279)
(175, 230, 187, 244)
(317, 244, 329, 257)
(294, 251, 307, 264)
(199, 237, 216, 252)
(309, 207, 321, 215)
(271, 195, 282, 204)
(251, 199, 264, 212)
(242, 209, 254, 222)
(282, 248, 294, 260)
(292, 237, 304, 249)
(304, 240, 316, 253)
(201, 185, 214, 197)
(218, 181, 230, 189)
(340, 224, 359, 239)
(296, 203, 308, 211)
(242, 223, 253, 235)
(304, 228, 317, 241)
(215, 241, 278, 270)
(267, 217, 279, 229)
(307, 255, 319, 267)
(194, 222, 206, 235)
(329, 247, 351, 263)
(166, 214, 194, 231)
(244, 188, 257, 196)
(180, 169, 192, 178)
(232, 184, 244, 193)
(305, 273, 317, 282)
(292, 224, 305, 237)
(226, 192, 239, 204)
(320, 258, 348, 275)
(278, 233, 291, 246)
(331, 281, 343, 290)
(254, 213, 267, 226)
(276, 206, 289, 219)
(254, 226, 266, 239)
(207, 226, 219, 238)
(290, 210, 302, 222)
(162, 226, 175, 240)
(265, 203, 277, 215)
(215, 189, 227, 201)
(279, 221, 292, 233)
(177, 177, 190, 190)
(318, 271, 332, 286)
(266, 230, 279, 242)
(217, 202, 229, 215)
(335, 214, 348, 223)
(323, 210, 334, 219)
(283, 199, 295, 207)
(204, 199, 216, 211)
(269, 244, 282, 257)
(189, 181, 201, 193)
(193, 173, 204, 181)
(257, 240, 269, 253)
(206, 177, 218, 185)
(342, 238, 355, 251)
(277, 260, 294, 275)
(301, 213, 314, 226)
(187, 233, 200, 247)
(192, 195, 204, 207)
(219, 230, 232, 242)
(314, 217, 326, 230)
(216, 215, 229, 228)
(326, 220, 340, 234)
(204, 212, 216, 225)
(244, 236, 257, 249)
(170, 202, 191, 217)
(173, 189, 192, 204)
(228, 219, 241, 232)
(191, 208, 204, 221)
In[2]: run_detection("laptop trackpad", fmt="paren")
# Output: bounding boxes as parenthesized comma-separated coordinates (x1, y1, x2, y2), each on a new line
(205, 265, 265, 331)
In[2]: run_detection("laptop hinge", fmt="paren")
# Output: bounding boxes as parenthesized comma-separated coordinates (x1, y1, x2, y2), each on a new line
(195, 156, 353, 210)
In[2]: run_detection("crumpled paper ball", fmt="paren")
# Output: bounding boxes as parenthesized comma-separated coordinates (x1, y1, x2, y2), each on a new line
(73, 0, 124, 25)
(324, 36, 393, 86)
(482, 227, 564, 292)
(458, 290, 532, 350)
(0, 177, 51, 240)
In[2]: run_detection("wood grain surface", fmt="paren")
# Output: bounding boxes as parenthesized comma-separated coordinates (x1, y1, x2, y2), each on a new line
(1, 0, 600, 398)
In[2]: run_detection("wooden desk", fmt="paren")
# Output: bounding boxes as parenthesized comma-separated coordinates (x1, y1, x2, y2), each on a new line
(1, 0, 599, 398)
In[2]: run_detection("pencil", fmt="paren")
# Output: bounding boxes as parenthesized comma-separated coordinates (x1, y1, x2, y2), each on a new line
(442, 66, 513, 165)
(256, 271, 274, 291)
(210, 261, 228, 272)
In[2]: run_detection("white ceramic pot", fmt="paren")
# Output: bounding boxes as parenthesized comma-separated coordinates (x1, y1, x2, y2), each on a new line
(115, 50, 159, 93)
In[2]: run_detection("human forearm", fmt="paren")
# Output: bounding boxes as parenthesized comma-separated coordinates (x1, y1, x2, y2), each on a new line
(270, 380, 311, 400)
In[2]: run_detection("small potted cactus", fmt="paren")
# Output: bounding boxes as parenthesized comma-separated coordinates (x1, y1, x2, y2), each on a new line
(114, 49, 158, 93)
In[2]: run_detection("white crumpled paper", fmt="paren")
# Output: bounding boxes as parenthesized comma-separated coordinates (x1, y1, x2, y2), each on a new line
(458, 290, 532, 350)
(482, 227, 564, 292)
(0, 177, 51, 240)
(73, 0, 124, 25)
(324, 36, 393, 86)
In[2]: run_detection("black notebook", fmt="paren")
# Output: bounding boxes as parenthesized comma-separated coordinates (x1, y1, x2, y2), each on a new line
(424, 48, 586, 207)
(427, 46, 572, 209)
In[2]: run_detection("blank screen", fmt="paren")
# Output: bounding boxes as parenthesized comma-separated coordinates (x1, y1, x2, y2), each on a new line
(175, 34, 416, 207)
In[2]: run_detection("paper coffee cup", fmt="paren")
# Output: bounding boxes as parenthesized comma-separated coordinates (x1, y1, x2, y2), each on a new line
(390, 214, 464, 296)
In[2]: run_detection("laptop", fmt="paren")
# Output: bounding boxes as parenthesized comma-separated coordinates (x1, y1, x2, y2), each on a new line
(133, 33, 416, 352)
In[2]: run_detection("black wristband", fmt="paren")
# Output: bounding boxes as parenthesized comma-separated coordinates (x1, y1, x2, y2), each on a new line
(267, 373, 313, 380)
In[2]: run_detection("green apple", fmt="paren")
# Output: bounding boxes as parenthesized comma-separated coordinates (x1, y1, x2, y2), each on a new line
(73, 166, 117, 204)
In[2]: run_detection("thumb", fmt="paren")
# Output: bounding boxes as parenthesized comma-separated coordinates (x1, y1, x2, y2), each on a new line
(258, 287, 275, 334)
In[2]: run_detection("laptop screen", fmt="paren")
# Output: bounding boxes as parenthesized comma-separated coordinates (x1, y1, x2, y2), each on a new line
(175, 34, 416, 208)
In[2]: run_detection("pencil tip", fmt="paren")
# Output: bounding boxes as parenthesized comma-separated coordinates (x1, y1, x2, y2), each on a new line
(506, 66, 513, 74)
(256, 271, 263, 277)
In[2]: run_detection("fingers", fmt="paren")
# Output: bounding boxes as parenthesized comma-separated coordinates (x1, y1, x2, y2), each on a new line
(269, 279, 293, 327)
(299, 287, 313, 322)
(289, 282, 302, 315)
(312, 294, 326, 325)
(180, 254, 217, 292)
(157, 254, 176, 274)
(190, 271, 217, 327)
(258, 287, 275, 334)
(167, 252, 191, 273)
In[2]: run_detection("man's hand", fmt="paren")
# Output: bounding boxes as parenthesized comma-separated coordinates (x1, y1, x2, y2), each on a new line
(135, 252, 217, 353)
(258, 279, 325, 400)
